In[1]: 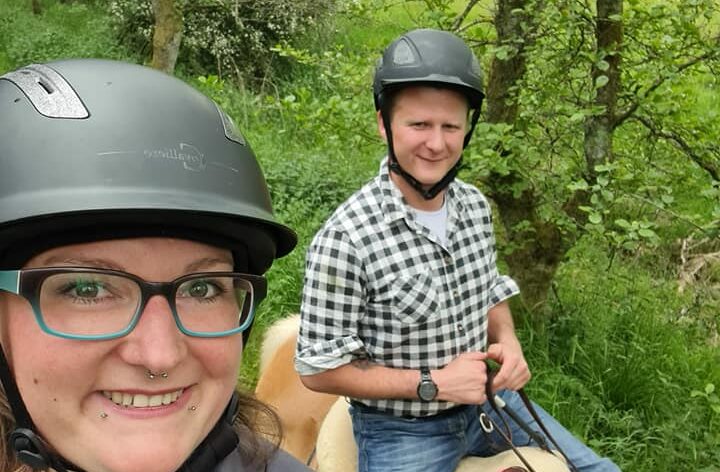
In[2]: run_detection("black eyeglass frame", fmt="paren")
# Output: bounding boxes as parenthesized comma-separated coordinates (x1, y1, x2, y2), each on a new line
(0, 267, 267, 340)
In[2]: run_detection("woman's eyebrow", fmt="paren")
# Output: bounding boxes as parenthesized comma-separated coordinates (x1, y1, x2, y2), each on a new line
(185, 257, 234, 273)
(39, 257, 124, 271)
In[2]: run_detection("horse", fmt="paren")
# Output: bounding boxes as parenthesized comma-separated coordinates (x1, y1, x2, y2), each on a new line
(254, 315, 570, 472)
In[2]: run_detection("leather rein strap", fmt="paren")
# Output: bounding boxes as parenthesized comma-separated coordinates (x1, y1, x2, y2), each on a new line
(482, 369, 579, 472)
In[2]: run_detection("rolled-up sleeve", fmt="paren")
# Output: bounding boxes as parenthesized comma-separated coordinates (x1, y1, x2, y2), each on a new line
(295, 226, 367, 375)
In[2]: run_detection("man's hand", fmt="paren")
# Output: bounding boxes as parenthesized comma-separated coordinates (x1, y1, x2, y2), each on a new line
(432, 351, 490, 404)
(486, 301, 532, 392)
(486, 340, 531, 392)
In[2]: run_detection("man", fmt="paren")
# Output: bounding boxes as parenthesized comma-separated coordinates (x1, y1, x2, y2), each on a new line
(295, 28, 620, 472)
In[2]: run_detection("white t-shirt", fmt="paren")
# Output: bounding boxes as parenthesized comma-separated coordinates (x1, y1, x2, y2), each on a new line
(412, 199, 448, 247)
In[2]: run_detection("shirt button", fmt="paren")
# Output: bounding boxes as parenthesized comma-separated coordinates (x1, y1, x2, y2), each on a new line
(457, 323, 465, 333)
(444, 255, 452, 265)
(453, 290, 460, 299)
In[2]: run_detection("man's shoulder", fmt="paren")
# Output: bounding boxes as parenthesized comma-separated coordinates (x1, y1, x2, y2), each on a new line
(452, 178, 490, 206)
(318, 177, 384, 235)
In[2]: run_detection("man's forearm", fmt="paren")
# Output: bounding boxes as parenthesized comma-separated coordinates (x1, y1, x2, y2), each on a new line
(487, 300, 520, 346)
(300, 360, 420, 400)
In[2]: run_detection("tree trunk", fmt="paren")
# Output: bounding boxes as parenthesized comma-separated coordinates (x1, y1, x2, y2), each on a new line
(483, 0, 563, 313)
(481, 0, 624, 315)
(583, 0, 623, 178)
(31, 0, 42, 15)
(150, 0, 184, 74)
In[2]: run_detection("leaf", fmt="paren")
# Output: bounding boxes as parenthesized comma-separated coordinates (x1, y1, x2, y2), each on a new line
(706, 383, 716, 395)
(589, 213, 603, 224)
(638, 229, 657, 239)
(596, 60, 610, 71)
(595, 75, 609, 89)
(615, 219, 631, 229)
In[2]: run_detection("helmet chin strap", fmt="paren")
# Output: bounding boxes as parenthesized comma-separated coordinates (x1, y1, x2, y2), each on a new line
(380, 105, 481, 200)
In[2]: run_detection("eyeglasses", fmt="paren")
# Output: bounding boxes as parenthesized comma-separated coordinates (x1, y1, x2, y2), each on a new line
(0, 268, 267, 340)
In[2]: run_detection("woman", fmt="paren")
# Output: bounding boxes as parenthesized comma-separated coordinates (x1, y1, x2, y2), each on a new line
(0, 59, 310, 471)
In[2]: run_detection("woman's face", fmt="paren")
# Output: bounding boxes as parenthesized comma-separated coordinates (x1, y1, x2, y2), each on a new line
(0, 238, 243, 472)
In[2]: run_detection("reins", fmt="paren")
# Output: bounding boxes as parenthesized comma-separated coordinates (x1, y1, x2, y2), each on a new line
(481, 369, 579, 472)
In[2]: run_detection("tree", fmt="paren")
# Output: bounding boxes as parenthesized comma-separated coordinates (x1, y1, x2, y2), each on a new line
(449, 0, 720, 317)
(150, 0, 183, 74)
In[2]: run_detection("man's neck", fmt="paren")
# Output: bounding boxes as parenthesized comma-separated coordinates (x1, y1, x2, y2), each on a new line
(390, 171, 446, 211)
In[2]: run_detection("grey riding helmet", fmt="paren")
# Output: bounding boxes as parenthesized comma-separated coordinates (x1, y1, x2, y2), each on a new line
(373, 28, 485, 113)
(0, 59, 296, 274)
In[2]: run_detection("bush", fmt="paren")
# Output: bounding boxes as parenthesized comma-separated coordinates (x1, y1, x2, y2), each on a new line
(0, 0, 130, 71)
(110, 0, 337, 85)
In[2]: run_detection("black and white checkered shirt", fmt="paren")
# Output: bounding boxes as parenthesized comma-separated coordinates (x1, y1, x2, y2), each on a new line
(296, 159, 519, 417)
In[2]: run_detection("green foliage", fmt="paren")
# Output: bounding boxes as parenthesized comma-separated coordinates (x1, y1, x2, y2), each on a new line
(0, 0, 131, 72)
(109, 0, 337, 84)
(522, 237, 720, 470)
(458, 0, 719, 261)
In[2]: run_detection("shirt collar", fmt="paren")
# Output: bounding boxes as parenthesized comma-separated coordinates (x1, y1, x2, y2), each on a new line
(378, 157, 463, 225)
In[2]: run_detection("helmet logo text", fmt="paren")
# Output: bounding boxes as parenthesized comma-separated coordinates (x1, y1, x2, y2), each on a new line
(144, 143, 206, 171)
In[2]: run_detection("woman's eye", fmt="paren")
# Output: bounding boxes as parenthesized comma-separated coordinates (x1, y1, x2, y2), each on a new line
(60, 280, 108, 301)
(75, 282, 101, 298)
(184, 280, 222, 299)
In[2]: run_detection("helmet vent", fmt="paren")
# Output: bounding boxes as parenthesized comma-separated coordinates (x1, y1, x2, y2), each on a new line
(215, 103, 246, 145)
(0, 64, 89, 119)
(392, 39, 417, 66)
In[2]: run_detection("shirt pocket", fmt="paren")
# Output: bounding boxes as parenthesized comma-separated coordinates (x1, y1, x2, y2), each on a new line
(392, 273, 440, 324)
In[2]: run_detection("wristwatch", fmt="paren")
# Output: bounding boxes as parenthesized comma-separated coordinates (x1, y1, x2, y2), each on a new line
(416, 367, 438, 401)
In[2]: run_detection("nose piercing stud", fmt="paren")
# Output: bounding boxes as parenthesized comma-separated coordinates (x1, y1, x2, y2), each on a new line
(146, 369, 169, 380)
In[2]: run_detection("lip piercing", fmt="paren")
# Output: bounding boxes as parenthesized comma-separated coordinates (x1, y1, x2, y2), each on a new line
(146, 369, 168, 380)
(100, 412, 108, 419)
(188, 405, 197, 411)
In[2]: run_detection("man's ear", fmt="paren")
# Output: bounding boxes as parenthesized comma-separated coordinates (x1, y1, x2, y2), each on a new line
(376, 110, 388, 143)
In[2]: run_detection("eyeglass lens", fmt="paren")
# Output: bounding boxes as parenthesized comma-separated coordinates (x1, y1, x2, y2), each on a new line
(37, 272, 252, 337)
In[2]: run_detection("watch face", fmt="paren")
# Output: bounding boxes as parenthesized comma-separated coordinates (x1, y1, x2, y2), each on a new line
(418, 381, 437, 401)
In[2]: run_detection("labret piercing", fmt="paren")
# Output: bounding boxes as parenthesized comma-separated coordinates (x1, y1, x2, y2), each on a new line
(146, 369, 169, 380)
(100, 412, 108, 419)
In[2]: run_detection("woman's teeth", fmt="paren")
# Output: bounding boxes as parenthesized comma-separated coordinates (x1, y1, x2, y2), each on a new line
(102, 389, 183, 407)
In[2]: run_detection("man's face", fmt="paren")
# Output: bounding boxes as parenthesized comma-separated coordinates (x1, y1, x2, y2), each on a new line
(378, 86, 468, 197)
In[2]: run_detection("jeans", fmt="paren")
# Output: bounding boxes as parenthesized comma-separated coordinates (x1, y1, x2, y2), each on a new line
(350, 390, 620, 472)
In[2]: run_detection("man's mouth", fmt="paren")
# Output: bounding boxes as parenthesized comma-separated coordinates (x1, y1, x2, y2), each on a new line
(102, 389, 184, 408)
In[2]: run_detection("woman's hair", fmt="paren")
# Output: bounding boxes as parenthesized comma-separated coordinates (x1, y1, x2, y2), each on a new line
(0, 386, 283, 471)
(0, 387, 23, 471)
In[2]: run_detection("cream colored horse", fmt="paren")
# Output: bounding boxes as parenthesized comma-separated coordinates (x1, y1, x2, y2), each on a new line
(255, 315, 569, 472)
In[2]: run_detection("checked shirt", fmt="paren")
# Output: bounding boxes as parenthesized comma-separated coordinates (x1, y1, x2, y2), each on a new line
(295, 159, 519, 417)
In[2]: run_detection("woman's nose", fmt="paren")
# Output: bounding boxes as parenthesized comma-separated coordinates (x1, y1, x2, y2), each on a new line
(116, 294, 187, 372)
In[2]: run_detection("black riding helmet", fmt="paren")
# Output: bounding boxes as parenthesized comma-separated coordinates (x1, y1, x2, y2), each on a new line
(0, 59, 296, 274)
(373, 28, 485, 200)
(0, 58, 297, 472)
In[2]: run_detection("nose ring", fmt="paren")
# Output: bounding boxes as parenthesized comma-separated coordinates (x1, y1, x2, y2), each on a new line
(146, 369, 169, 380)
